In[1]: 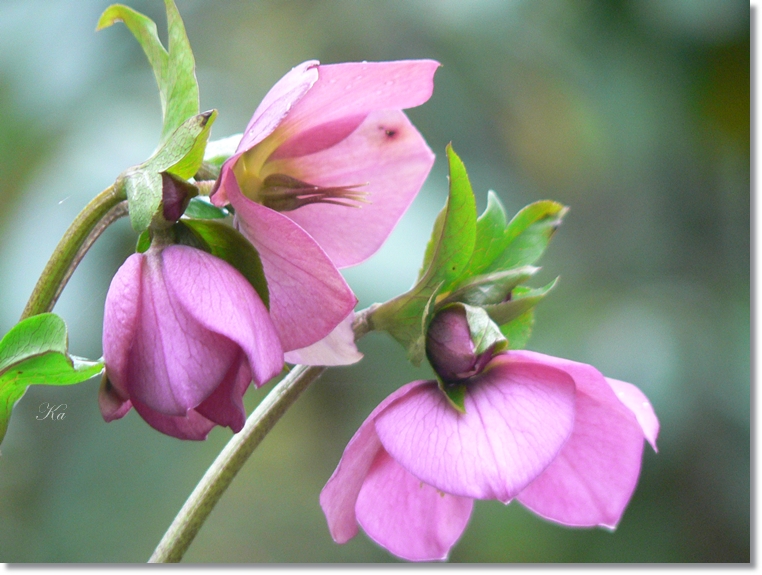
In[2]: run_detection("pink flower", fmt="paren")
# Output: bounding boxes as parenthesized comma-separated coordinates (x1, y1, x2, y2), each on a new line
(99, 245, 284, 440)
(320, 311, 658, 561)
(211, 59, 438, 358)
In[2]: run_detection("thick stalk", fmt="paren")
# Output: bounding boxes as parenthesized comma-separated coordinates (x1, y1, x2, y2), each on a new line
(21, 184, 128, 319)
(149, 306, 378, 563)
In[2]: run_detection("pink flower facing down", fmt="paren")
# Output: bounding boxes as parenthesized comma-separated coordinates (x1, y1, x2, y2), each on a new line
(320, 308, 659, 561)
(211, 60, 439, 361)
(100, 245, 284, 440)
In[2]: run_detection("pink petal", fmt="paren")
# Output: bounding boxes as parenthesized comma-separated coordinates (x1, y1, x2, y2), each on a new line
(320, 380, 428, 544)
(267, 110, 435, 268)
(98, 375, 132, 422)
(210, 61, 319, 207)
(237, 60, 319, 154)
(374, 360, 576, 502)
(356, 449, 473, 562)
(606, 377, 659, 452)
(221, 170, 357, 351)
(162, 246, 283, 387)
(102, 253, 143, 399)
(284, 312, 362, 366)
(510, 351, 647, 529)
(130, 396, 217, 441)
(320, 409, 384, 544)
(276, 60, 440, 141)
(193, 350, 252, 433)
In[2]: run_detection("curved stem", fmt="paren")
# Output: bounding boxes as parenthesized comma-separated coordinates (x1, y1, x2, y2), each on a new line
(149, 306, 377, 563)
(21, 184, 128, 320)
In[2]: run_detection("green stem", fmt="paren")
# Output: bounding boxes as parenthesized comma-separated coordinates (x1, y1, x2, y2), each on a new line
(148, 306, 378, 563)
(20, 184, 128, 320)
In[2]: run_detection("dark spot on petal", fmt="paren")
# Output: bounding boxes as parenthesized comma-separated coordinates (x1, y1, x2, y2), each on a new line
(379, 125, 398, 139)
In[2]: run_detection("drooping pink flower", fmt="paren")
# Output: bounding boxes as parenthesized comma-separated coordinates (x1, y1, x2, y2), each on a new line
(320, 309, 658, 561)
(99, 245, 284, 440)
(210, 60, 438, 359)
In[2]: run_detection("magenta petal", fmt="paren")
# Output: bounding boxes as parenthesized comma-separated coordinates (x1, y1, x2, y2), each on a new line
(193, 350, 251, 433)
(277, 60, 439, 139)
(269, 110, 435, 268)
(222, 172, 357, 351)
(356, 449, 473, 562)
(320, 380, 429, 544)
(130, 396, 217, 441)
(162, 245, 283, 387)
(511, 351, 647, 528)
(606, 377, 659, 452)
(284, 313, 362, 366)
(374, 360, 576, 502)
(102, 253, 143, 399)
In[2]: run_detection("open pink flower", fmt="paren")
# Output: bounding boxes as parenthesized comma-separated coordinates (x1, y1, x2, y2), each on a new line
(99, 245, 284, 440)
(210, 60, 438, 358)
(320, 311, 658, 561)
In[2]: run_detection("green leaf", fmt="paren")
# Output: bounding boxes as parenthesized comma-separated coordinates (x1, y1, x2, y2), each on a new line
(499, 308, 535, 350)
(0, 314, 103, 445)
(461, 303, 508, 356)
(184, 197, 229, 219)
(457, 190, 511, 280)
(483, 278, 559, 326)
(440, 266, 539, 308)
(178, 220, 269, 308)
(438, 381, 467, 413)
(119, 111, 218, 233)
(146, 110, 217, 178)
(98, 0, 199, 144)
(486, 201, 568, 273)
(120, 168, 162, 233)
(373, 144, 477, 364)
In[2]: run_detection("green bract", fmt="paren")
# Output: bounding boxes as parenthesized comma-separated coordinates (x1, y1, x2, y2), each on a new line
(0, 314, 103, 445)
(373, 144, 567, 362)
(99, 0, 217, 233)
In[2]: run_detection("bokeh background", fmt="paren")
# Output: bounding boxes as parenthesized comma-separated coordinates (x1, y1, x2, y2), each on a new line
(0, 0, 750, 563)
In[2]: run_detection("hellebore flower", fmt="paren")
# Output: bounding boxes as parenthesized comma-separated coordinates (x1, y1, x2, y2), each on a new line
(320, 308, 658, 561)
(100, 244, 284, 440)
(211, 59, 438, 357)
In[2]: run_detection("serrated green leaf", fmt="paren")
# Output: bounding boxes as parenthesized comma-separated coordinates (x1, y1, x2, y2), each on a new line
(486, 201, 568, 273)
(184, 196, 229, 219)
(373, 145, 477, 364)
(0, 314, 104, 445)
(179, 220, 269, 308)
(98, 0, 199, 144)
(483, 278, 559, 326)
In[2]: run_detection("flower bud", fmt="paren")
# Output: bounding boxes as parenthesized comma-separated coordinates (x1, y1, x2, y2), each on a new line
(426, 306, 495, 383)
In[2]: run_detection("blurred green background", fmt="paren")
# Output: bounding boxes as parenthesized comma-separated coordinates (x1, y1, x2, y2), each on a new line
(0, 0, 749, 563)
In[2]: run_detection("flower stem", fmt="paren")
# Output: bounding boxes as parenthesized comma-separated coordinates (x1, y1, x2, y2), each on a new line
(20, 184, 128, 320)
(148, 306, 377, 563)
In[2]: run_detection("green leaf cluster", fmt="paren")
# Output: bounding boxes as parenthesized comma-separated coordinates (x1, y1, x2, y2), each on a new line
(373, 144, 567, 365)
(99, 0, 216, 233)
(0, 314, 103, 446)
